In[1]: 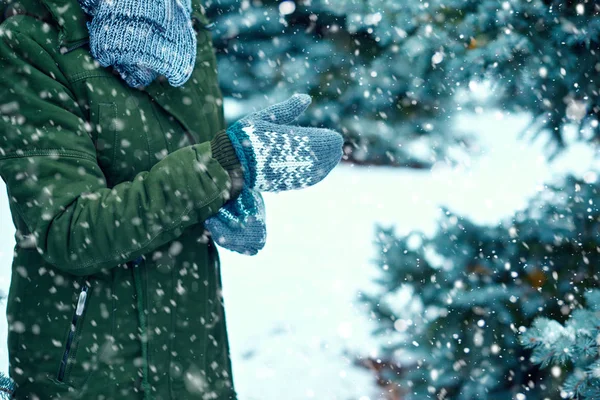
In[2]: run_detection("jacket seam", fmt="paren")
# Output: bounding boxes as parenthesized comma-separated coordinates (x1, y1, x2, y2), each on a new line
(69, 70, 115, 84)
(0, 150, 97, 163)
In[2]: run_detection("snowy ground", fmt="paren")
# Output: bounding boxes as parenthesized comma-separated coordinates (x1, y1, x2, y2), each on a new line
(0, 111, 596, 399)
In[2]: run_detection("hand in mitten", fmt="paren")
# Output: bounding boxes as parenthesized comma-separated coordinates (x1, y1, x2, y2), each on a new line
(204, 189, 266, 256)
(206, 131, 265, 255)
(205, 94, 344, 256)
(226, 94, 344, 193)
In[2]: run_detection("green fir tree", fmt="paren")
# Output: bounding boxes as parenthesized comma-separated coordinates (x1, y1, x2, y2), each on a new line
(206, 0, 600, 166)
(362, 177, 600, 399)
(521, 290, 600, 400)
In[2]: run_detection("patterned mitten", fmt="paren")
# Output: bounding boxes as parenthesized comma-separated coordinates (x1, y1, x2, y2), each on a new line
(226, 94, 344, 193)
(78, 0, 197, 88)
(204, 189, 266, 256)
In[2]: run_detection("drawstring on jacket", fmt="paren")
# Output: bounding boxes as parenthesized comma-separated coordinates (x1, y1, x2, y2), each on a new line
(130, 255, 151, 399)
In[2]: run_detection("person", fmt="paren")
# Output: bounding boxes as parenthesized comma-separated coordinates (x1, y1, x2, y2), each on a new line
(0, 0, 343, 398)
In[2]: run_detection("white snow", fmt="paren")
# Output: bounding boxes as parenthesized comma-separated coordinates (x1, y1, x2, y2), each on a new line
(0, 111, 596, 399)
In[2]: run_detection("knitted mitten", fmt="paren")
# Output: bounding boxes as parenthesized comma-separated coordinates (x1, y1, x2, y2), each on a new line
(205, 132, 265, 255)
(205, 94, 343, 255)
(78, 0, 197, 88)
(204, 188, 266, 256)
(226, 94, 344, 193)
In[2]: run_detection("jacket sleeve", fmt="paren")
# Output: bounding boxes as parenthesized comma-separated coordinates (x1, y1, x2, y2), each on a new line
(0, 28, 241, 276)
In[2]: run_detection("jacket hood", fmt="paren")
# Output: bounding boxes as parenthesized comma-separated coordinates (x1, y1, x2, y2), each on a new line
(1, 0, 209, 52)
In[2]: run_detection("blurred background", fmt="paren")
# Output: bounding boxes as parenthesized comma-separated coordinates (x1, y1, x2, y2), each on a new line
(2, 0, 600, 399)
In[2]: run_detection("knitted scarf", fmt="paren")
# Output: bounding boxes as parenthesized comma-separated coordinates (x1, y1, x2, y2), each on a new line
(78, 0, 197, 88)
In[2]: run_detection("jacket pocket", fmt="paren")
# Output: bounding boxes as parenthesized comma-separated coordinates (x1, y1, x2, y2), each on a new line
(56, 280, 91, 383)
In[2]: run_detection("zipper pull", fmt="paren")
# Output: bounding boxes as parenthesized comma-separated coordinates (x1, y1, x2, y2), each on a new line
(75, 286, 88, 317)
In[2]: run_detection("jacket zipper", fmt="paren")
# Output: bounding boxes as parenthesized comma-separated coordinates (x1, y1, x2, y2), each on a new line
(129, 255, 150, 397)
(57, 284, 89, 382)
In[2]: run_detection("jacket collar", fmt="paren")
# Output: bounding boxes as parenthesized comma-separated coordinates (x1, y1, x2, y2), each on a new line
(39, 0, 209, 51)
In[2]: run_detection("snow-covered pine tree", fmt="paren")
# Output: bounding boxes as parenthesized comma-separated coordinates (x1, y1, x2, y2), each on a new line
(204, 0, 473, 167)
(521, 290, 600, 400)
(351, 0, 600, 397)
(316, 0, 600, 156)
(206, 0, 600, 167)
(361, 177, 600, 399)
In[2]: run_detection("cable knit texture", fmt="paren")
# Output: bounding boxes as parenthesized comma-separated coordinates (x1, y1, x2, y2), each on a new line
(78, 0, 197, 88)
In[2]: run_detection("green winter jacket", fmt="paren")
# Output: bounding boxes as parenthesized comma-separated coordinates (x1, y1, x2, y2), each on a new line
(0, 0, 242, 398)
